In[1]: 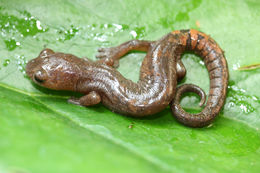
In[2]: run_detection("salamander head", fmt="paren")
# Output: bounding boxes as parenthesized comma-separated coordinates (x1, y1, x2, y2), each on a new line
(26, 48, 82, 91)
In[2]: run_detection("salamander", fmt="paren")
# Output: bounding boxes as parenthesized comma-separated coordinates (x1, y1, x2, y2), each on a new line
(26, 29, 228, 127)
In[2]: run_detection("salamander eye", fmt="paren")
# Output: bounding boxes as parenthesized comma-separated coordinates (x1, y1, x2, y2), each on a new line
(34, 70, 46, 83)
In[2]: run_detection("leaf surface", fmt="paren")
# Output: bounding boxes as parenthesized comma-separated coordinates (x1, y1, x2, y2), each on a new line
(0, 0, 260, 172)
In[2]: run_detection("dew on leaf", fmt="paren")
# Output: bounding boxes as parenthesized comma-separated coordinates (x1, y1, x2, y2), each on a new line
(3, 59, 10, 67)
(131, 26, 146, 39)
(57, 25, 79, 41)
(112, 24, 124, 32)
(227, 81, 259, 114)
(130, 30, 137, 38)
(15, 55, 27, 74)
(0, 10, 48, 51)
(55, 23, 144, 44)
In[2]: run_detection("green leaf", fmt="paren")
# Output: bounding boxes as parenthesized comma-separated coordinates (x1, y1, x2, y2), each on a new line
(0, 0, 260, 172)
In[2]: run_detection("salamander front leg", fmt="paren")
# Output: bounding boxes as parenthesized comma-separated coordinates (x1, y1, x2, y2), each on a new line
(96, 40, 153, 68)
(68, 91, 101, 106)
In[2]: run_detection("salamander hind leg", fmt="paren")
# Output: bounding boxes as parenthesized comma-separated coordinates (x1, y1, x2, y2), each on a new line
(68, 91, 101, 106)
(96, 47, 120, 68)
(176, 60, 186, 81)
(96, 40, 153, 68)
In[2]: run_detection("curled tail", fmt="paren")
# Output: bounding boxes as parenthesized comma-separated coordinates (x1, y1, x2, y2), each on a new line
(171, 29, 229, 127)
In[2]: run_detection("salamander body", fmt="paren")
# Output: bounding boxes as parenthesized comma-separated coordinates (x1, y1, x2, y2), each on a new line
(26, 29, 228, 127)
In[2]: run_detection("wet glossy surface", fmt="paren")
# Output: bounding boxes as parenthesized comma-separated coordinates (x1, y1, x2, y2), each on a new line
(26, 29, 228, 127)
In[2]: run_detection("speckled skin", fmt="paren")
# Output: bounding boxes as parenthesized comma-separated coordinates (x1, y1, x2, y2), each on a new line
(26, 29, 228, 127)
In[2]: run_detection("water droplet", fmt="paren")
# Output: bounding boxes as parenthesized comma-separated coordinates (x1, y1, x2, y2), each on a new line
(232, 63, 241, 70)
(93, 33, 107, 42)
(131, 26, 146, 39)
(36, 20, 42, 30)
(57, 25, 79, 41)
(112, 23, 123, 32)
(3, 59, 10, 67)
(130, 30, 137, 38)
(199, 60, 204, 65)
(15, 55, 27, 74)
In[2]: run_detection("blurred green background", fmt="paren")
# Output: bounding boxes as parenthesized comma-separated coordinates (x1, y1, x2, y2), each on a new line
(0, 0, 260, 172)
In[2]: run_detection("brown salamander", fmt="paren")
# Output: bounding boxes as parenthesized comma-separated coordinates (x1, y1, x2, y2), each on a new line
(26, 29, 228, 127)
